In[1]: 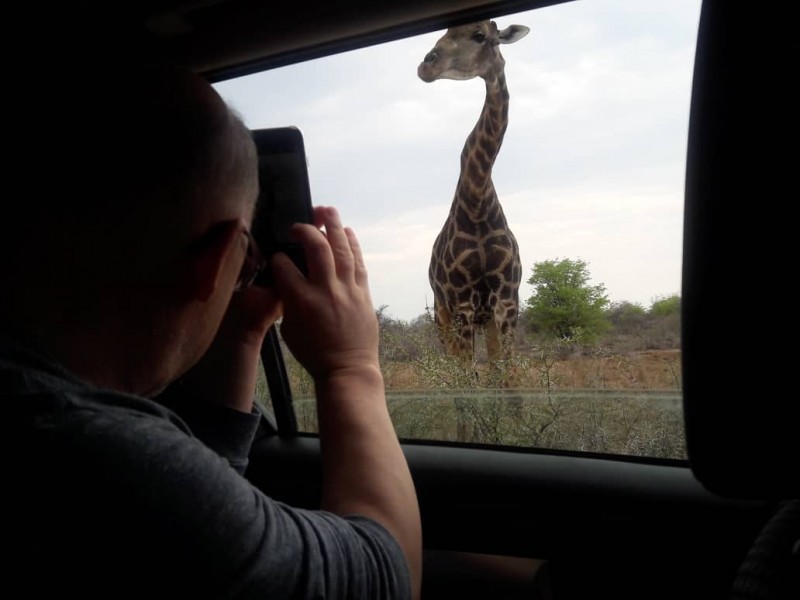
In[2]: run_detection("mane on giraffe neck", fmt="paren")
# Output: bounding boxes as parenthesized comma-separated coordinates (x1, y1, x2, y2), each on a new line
(454, 68, 510, 217)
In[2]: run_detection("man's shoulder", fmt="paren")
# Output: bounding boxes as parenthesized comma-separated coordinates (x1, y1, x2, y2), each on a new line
(9, 387, 203, 493)
(24, 386, 189, 441)
(1, 354, 194, 475)
(1, 337, 189, 440)
(10, 374, 239, 529)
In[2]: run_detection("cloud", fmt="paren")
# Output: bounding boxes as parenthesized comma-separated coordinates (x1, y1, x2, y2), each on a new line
(355, 207, 447, 320)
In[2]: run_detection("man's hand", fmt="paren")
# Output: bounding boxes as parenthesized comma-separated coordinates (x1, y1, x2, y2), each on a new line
(271, 205, 380, 384)
(167, 262, 282, 413)
(215, 283, 283, 352)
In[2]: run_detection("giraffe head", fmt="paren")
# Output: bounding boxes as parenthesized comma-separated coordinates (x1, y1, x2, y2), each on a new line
(418, 20, 530, 83)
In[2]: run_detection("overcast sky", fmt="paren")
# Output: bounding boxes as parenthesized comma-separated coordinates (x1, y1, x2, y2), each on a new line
(215, 0, 703, 322)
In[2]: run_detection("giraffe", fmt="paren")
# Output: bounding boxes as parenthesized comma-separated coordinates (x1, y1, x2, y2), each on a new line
(418, 20, 530, 367)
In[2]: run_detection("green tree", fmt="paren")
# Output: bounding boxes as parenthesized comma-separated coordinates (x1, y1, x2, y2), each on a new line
(648, 294, 681, 317)
(524, 258, 610, 344)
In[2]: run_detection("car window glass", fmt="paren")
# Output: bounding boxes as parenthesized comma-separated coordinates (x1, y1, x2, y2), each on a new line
(218, 0, 702, 460)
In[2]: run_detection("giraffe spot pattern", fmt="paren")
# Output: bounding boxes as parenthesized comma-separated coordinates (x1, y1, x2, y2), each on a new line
(448, 267, 468, 287)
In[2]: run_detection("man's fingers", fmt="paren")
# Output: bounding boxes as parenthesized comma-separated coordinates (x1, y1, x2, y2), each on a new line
(270, 251, 309, 295)
(311, 205, 328, 230)
(345, 227, 369, 288)
(319, 207, 355, 281)
(287, 222, 336, 284)
(278, 207, 361, 291)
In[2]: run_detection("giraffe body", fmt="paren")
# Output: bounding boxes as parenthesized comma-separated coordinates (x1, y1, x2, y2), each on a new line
(419, 20, 529, 364)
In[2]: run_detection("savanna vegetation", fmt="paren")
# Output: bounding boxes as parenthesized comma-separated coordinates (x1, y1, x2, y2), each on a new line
(257, 258, 685, 460)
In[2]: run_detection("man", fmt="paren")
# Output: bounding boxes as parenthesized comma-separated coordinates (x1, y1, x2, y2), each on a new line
(2, 59, 421, 598)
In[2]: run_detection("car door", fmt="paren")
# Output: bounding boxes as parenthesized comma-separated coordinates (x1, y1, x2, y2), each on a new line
(133, 0, 794, 597)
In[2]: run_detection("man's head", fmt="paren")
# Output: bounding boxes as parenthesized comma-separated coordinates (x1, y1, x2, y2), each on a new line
(41, 59, 258, 267)
(3, 55, 261, 394)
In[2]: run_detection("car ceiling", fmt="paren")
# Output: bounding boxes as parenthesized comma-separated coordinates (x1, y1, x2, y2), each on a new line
(74, 0, 572, 81)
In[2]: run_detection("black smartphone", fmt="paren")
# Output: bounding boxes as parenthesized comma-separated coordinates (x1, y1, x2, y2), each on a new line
(250, 126, 314, 286)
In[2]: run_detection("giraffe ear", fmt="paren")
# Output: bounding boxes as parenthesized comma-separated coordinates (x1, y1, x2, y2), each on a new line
(497, 25, 530, 44)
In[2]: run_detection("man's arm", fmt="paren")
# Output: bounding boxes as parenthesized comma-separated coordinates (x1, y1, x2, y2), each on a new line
(315, 365, 422, 597)
(272, 206, 422, 599)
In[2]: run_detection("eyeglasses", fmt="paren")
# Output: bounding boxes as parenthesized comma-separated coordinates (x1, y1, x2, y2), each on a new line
(235, 229, 266, 291)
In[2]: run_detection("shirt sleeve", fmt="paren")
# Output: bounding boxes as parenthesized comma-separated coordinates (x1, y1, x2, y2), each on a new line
(155, 390, 262, 475)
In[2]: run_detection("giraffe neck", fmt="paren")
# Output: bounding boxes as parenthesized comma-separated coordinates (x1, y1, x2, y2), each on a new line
(454, 69, 509, 217)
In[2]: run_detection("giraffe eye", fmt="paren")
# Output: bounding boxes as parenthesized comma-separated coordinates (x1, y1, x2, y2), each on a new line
(471, 31, 486, 43)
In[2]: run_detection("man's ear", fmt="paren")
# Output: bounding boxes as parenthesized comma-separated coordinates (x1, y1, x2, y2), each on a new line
(184, 220, 243, 302)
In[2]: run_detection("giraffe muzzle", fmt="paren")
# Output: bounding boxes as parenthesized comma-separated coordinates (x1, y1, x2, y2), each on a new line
(418, 51, 439, 82)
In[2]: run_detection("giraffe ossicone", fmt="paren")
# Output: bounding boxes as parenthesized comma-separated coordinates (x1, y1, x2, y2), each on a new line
(419, 20, 529, 367)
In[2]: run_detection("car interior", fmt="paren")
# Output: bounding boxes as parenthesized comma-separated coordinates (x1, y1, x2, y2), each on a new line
(47, 0, 799, 598)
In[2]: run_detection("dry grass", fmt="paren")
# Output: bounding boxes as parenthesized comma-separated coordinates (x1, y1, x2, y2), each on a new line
(382, 349, 681, 392)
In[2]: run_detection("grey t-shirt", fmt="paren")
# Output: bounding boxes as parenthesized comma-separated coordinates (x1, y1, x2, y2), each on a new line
(2, 339, 410, 599)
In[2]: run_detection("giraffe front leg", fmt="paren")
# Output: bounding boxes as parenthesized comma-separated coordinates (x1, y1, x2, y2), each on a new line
(454, 320, 474, 364)
(497, 299, 518, 360)
(437, 310, 476, 441)
(437, 305, 473, 359)
(453, 315, 476, 442)
(449, 310, 477, 370)
(484, 319, 508, 387)
(486, 308, 518, 387)
(485, 318, 502, 363)
(486, 313, 516, 362)
(435, 303, 465, 359)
